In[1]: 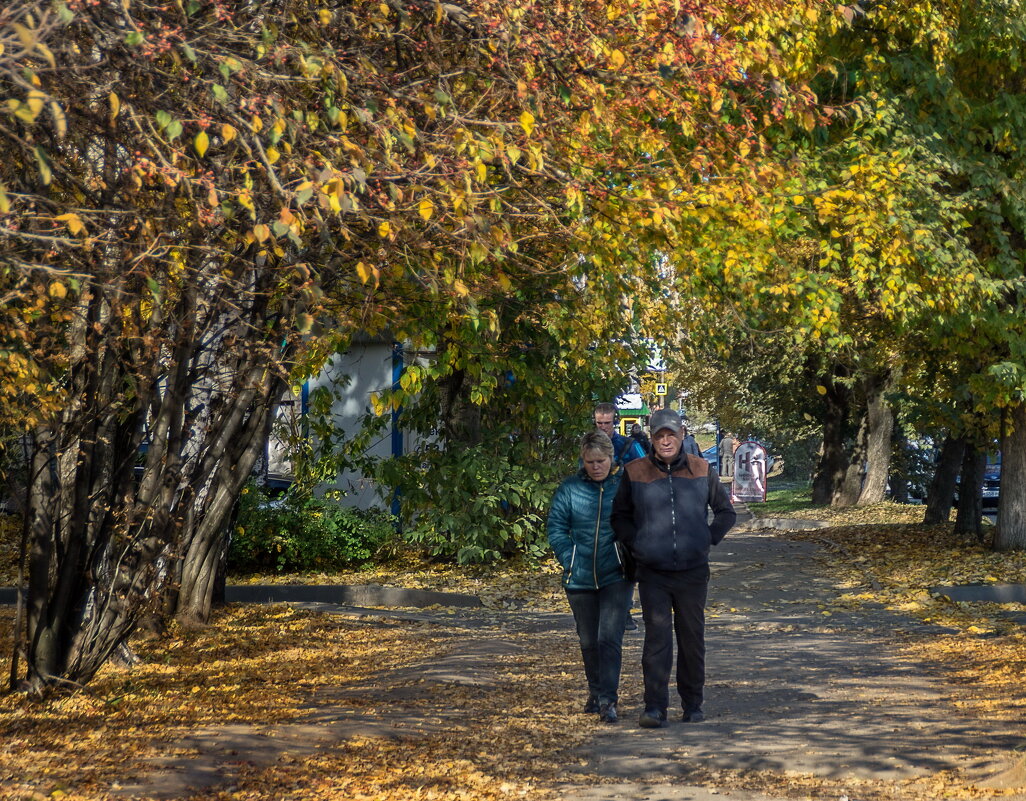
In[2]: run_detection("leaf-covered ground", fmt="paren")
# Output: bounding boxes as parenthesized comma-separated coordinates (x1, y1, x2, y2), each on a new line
(4, 503, 1026, 800)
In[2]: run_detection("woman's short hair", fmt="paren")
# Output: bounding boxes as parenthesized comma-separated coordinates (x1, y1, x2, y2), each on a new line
(580, 430, 614, 460)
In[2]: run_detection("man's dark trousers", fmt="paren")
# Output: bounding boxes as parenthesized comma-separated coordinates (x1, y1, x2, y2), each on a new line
(638, 564, 709, 714)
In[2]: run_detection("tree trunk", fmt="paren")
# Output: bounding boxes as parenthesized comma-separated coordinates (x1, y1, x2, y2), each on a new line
(995, 405, 1026, 550)
(834, 409, 867, 507)
(22, 246, 298, 690)
(812, 379, 850, 506)
(174, 380, 281, 625)
(889, 425, 910, 504)
(954, 444, 986, 541)
(924, 435, 964, 524)
(857, 370, 897, 505)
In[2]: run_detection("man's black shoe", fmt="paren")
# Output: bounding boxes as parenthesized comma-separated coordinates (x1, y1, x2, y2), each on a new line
(583, 696, 599, 714)
(599, 703, 618, 724)
(625, 615, 638, 631)
(638, 708, 667, 728)
(682, 706, 705, 723)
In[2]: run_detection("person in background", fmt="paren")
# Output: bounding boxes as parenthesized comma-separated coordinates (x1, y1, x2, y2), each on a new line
(718, 430, 735, 478)
(593, 403, 647, 467)
(547, 430, 629, 724)
(593, 403, 646, 632)
(629, 422, 651, 456)
(612, 408, 736, 729)
(681, 421, 702, 457)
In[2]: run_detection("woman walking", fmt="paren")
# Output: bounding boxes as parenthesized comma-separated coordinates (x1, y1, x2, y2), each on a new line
(547, 430, 630, 723)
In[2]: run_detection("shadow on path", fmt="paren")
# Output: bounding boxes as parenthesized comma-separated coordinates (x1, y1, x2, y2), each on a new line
(99, 518, 1026, 801)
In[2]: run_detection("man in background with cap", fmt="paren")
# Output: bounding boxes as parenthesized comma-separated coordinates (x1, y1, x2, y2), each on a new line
(611, 407, 736, 728)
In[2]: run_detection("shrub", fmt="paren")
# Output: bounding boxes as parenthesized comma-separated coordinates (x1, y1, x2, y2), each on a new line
(376, 446, 562, 564)
(229, 484, 396, 573)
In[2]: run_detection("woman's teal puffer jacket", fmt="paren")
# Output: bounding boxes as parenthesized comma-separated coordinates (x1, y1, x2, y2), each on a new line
(547, 467, 625, 590)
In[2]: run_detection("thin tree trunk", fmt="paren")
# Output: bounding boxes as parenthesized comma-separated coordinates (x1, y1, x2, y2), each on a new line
(812, 379, 849, 506)
(995, 405, 1026, 550)
(889, 425, 910, 504)
(954, 444, 985, 540)
(924, 435, 964, 524)
(834, 408, 867, 507)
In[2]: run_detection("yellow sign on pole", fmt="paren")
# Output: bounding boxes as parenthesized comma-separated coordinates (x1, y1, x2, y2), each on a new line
(655, 383, 667, 395)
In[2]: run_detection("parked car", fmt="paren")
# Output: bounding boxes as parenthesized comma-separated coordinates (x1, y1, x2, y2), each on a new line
(953, 453, 1001, 509)
(702, 444, 718, 469)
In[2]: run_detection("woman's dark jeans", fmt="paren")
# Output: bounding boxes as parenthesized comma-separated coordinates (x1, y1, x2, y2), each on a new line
(565, 580, 630, 706)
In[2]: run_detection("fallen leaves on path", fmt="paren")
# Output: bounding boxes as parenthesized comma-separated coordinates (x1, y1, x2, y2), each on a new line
(5, 504, 1026, 801)
(0, 603, 597, 801)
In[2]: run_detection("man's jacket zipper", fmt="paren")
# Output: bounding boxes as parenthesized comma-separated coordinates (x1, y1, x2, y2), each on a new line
(666, 461, 678, 568)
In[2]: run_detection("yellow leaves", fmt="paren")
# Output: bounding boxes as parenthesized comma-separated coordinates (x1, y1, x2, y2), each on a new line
(109, 92, 121, 125)
(518, 111, 535, 136)
(0, 184, 9, 214)
(6, 89, 48, 124)
(475, 160, 487, 183)
(252, 223, 270, 243)
(221, 123, 237, 143)
(418, 198, 434, 221)
(816, 385, 827, 395)
(54, 212, 85, 236)
(318, 8, 332, 24)
(48, 281, 67, 299)
(452, 278, 470, 297)
(13, 22, 37, 50)
(377, 220, 391, 238)
(355, 261, 380, 286)
(50, 101, 66, 138)
(265, 146, 280, 164)
(609, 49, 626, 70)
(237, 191, 255, 216)
(194, 130, 210, 157)
(26, 89, 45, 119)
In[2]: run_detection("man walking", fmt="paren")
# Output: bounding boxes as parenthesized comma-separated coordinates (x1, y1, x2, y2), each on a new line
(611, 408, 736, 728)
(593, 403, 646, 467)
(681, 421, 702, 457)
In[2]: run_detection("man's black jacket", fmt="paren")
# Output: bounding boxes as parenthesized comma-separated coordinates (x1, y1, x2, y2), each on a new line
(611, 448, 736, 573)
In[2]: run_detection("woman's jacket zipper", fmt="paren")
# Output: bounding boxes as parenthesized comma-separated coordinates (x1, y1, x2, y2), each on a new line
(592, 484, 604, 588)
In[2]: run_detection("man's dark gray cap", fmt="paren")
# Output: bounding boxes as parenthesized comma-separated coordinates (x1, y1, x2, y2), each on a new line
(649, 408, 683, 435)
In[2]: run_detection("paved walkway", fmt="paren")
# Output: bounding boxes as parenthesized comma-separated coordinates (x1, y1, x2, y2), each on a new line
(559, 526, 1023, 799)
(110, 507, 1026, 800)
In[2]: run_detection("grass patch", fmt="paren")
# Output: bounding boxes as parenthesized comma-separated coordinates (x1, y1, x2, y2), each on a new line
(752, 484, 813, 517)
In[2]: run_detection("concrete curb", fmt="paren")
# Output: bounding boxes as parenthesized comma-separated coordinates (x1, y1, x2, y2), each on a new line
(0, 584, 483, 609)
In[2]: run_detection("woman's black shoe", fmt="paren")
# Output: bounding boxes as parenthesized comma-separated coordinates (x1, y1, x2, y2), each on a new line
(599, 703, 618, 723)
